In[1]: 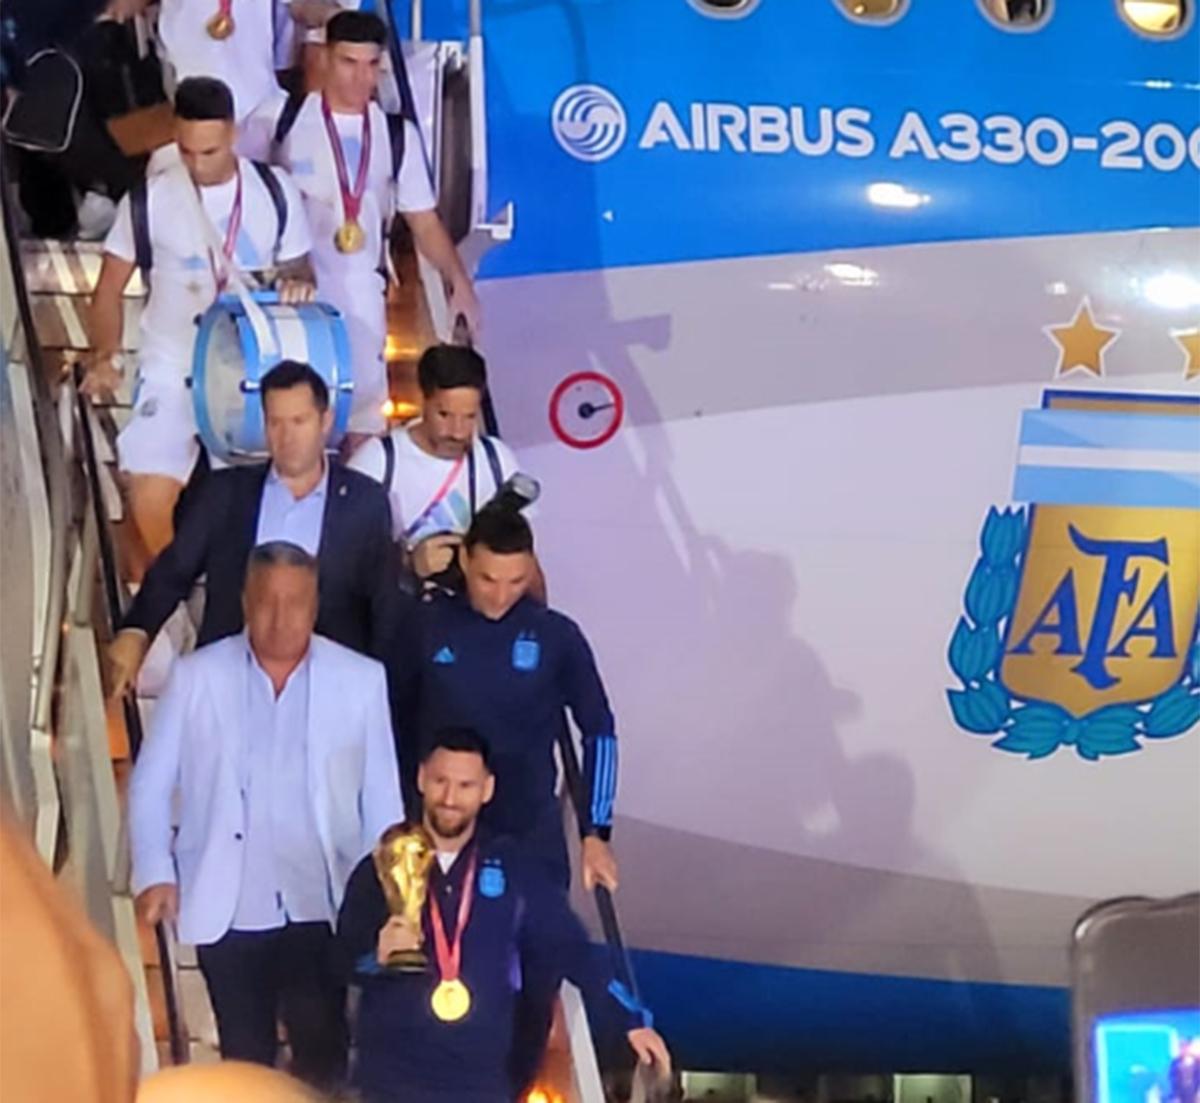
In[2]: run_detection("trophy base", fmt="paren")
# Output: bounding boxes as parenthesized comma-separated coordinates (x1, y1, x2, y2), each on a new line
(385, 948, 428, 973)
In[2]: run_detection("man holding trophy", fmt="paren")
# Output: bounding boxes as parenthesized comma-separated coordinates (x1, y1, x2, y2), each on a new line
(337, 727, 671, 1103)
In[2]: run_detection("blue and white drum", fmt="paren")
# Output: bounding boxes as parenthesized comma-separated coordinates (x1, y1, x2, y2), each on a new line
(192, 293, 354, 463)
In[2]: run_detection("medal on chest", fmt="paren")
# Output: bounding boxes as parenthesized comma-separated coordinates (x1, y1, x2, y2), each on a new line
(334, 220, 367, 254)
(428, 849, 477, 1023)
(430, 977, 471, 1022)
(202, 167, 243, 296)
(321, 98, 371, 254)
(206, 0, 234, 38)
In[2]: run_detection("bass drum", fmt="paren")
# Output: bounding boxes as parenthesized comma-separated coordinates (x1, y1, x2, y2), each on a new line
(192, 294, 353, 464)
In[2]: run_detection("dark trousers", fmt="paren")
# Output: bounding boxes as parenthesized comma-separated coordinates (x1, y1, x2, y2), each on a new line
(196, 921, 347, 1091)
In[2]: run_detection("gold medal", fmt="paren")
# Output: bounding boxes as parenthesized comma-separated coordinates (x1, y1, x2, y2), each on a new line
(205, 10, 234, 38)
(431, 978, 471, 1022)
(334, 220, 366, 254)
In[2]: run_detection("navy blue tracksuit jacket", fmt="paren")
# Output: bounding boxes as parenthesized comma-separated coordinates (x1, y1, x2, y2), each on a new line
(337, 832, 643, 1102)
(390, 595, 619, 877)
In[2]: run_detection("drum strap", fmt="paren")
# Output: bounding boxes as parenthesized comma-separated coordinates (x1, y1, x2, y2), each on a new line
(129, 161, 287, 282)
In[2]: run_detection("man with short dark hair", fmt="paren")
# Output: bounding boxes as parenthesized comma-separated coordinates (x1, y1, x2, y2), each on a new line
(130, 541, 403, 1090)
(245, 11, 480, 439)
(336, 726, 670, 1103)
(391, 504, 618, 893)
(85, 76, 316, 566)
(107, 359, 399, 698)
(349, 344, 543, 591)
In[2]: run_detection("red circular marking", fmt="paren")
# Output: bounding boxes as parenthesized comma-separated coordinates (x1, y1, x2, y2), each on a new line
(548, 371, 624, 450)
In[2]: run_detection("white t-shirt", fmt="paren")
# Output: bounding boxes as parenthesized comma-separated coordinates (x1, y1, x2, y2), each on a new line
(158, 0, 281, 121)
(105, 158, 311, 379)
(242, 93, 435, 288)
(349, 424, 520, 545)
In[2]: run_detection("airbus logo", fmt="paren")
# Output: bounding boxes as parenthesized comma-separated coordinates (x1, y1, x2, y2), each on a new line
(551, 84, 628, 162)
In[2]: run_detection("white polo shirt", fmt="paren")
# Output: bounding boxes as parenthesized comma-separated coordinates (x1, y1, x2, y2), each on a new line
(244, 93, 435, 290)
(158, 0, 281, 121)
(104, 158, 311, 381)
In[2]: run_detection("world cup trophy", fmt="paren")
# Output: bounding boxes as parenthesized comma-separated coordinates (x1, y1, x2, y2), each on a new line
(372, 822, 436, 971)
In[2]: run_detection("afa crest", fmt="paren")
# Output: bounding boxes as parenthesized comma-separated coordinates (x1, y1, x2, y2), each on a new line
(947, 390, 1200, 759)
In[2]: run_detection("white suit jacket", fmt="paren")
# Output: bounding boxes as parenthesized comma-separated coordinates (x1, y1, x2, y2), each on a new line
(129, 633, 403, 946)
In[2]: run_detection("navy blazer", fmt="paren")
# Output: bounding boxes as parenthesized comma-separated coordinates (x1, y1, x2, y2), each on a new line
(124, 462, 400, 658)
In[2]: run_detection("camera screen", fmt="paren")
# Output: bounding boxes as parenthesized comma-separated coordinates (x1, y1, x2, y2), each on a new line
(1095, 1009, 1200, 1103)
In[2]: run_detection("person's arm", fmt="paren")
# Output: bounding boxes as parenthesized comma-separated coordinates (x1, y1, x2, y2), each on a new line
(128, 659, 188, 916)
(335, 855, 392, 981)
(359, 477, 403, 661)
(121, 475, 222, 643)
(360, 659, 405, 852)
(84, 190, 140, 396)
(518, 865, 671, 1076)
(402, 208, 480, 335)
(83, 258, 136, 397)
(288, 0, 340, 27)
(558, 618, 619, 890)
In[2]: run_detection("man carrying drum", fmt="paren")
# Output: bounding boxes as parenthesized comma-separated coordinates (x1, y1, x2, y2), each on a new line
(86, 76, 316, 570)
(244, 11, 480, 444)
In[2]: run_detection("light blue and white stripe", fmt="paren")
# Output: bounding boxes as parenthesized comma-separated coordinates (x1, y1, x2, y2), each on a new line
(1013, 409, 1200, 510)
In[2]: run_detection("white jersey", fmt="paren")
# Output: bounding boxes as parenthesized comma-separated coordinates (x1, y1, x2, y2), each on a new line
(348, 425, 520, 545)
(157, 0, 281, 121)
(244, 93, 435, 290)
(104, 158, 311, 380)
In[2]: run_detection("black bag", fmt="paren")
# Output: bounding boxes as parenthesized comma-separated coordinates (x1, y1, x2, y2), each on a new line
(74, 19, 166, 120)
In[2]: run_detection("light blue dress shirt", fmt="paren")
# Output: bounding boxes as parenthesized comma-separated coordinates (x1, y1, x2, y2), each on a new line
(254, 462, 329, 554)
(232, 640, 332, 931)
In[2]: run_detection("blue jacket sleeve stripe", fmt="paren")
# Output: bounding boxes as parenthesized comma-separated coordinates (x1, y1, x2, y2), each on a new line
(589, 735, 617, 828)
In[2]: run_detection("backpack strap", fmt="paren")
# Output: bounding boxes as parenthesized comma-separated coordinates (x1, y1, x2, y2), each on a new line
(273, 88, 306, 150)
(130, 176, 152, 281)
(250, 160, 288, 255)
(479, 435, 503, 491)
(381, 433, 396, 493)
(386, 110, 404, 181)
(386, 38, 420, 180)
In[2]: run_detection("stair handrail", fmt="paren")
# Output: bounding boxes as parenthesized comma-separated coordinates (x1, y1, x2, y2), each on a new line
(70, 362, 190, 1066)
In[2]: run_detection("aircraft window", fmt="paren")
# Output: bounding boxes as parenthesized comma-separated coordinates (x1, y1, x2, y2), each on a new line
(835, 0, 907, 22)
(1118, 0, 1188, 36)
(980, 0, 1050, 27)
(688, 0, 761, 16)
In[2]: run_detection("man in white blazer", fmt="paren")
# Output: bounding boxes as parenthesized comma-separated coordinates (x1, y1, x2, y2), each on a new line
(130, 539, 403, 1090)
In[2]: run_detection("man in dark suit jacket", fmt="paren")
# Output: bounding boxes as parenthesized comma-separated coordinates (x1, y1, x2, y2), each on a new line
(107, 359, 400, 697)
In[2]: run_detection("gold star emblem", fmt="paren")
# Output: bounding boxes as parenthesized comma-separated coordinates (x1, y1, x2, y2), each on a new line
(1044, 297, 1119, 377)
(1173, 329, 1200, 381)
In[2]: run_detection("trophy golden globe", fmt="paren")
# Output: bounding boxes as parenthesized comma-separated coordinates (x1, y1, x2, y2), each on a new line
(373, 822, 436, 972)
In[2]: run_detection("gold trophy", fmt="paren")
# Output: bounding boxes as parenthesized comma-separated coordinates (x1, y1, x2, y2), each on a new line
(372, 822, 436, 971)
